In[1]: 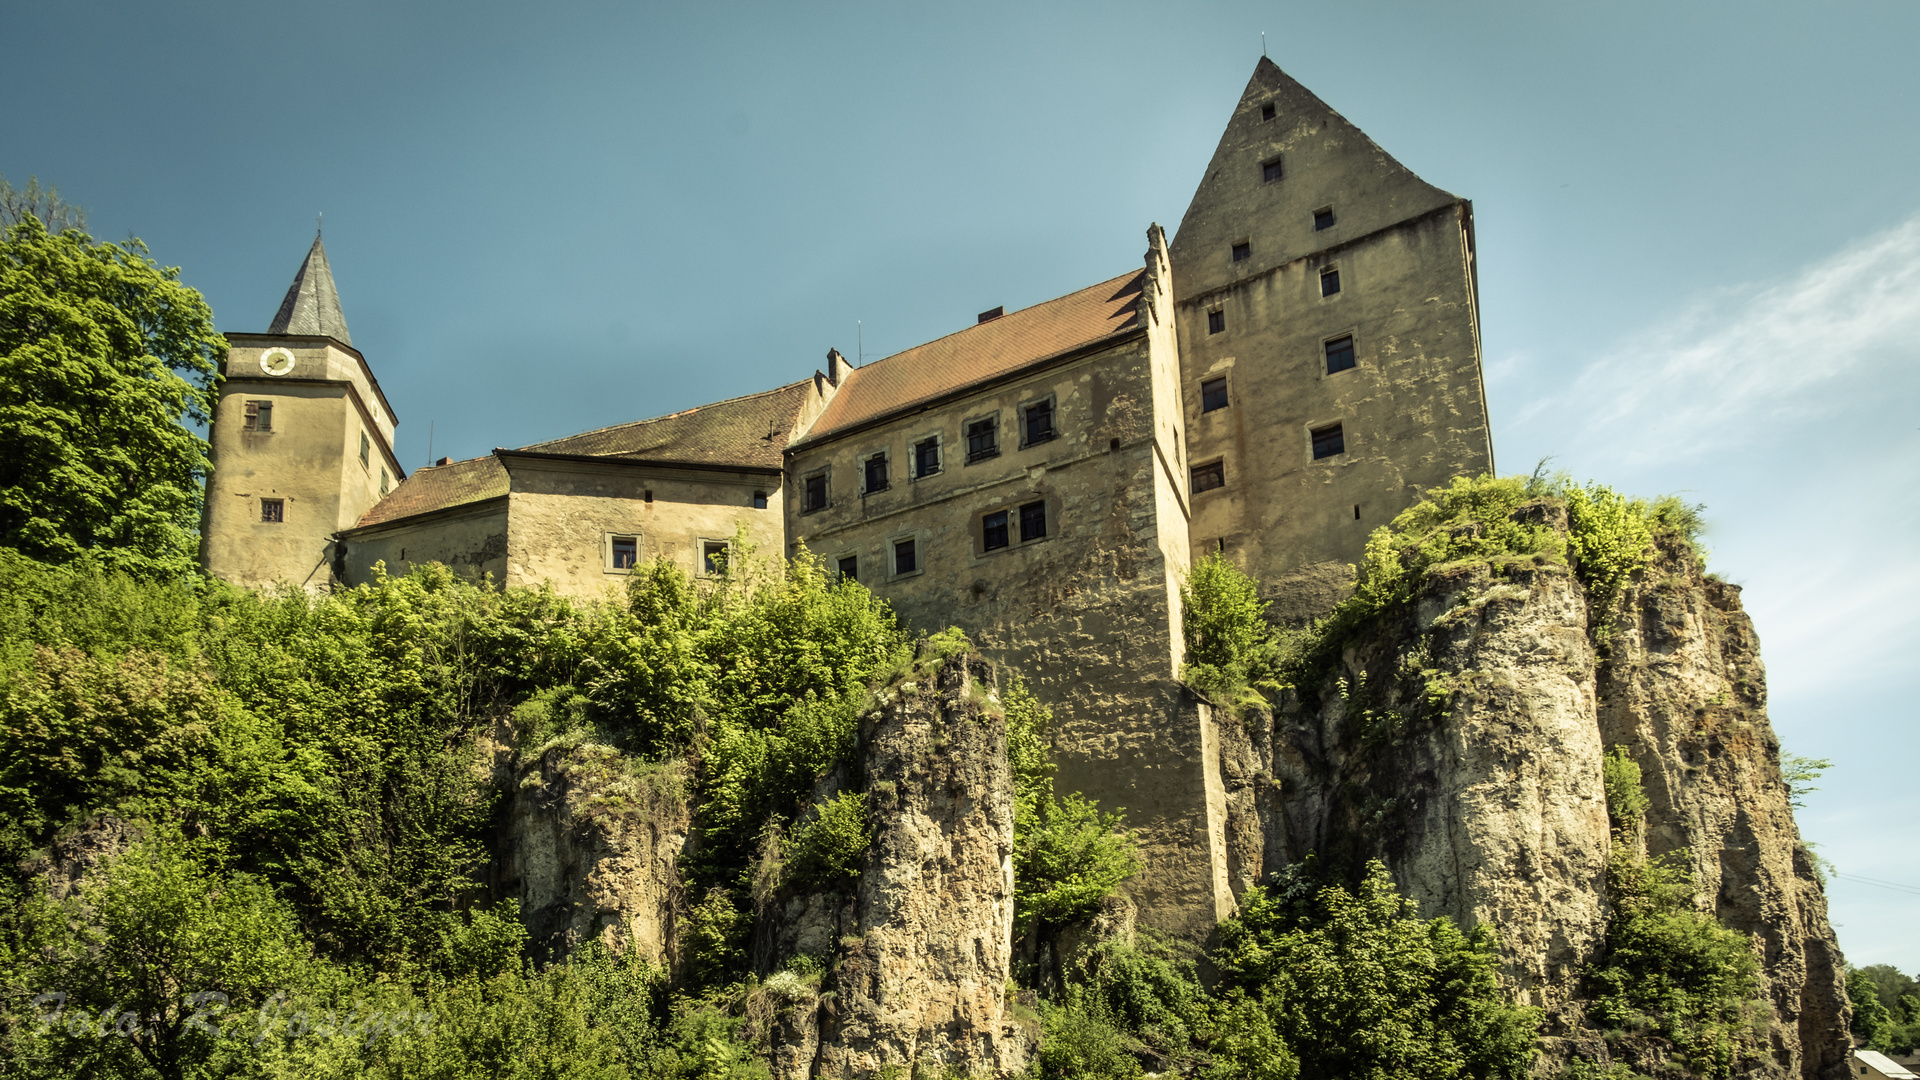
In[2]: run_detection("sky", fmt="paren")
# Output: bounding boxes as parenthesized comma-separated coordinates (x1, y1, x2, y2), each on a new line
(5, 0, 1917, 967)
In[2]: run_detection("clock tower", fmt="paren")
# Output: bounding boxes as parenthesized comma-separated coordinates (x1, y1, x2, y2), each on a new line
(201, 234, 403, 590)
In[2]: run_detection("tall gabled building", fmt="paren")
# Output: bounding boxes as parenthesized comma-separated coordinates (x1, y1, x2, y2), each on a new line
(202, 58, 1494, 935)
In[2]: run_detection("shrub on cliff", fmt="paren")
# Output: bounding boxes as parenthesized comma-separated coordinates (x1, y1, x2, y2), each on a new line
(1180, 553, 1283, 712)
(1210, 860, 1540, 1080)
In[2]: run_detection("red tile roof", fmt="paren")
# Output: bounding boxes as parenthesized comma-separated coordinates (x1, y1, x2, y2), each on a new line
(355, 454, 507, 528)
(352, 380, 815, 530)
(520, 379, 814, 469)
(797, 270, 1144, 445)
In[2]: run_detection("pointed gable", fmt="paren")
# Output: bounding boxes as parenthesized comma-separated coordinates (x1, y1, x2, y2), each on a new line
(1169, 57, 1459, 303)
(268, 234, 353, 345)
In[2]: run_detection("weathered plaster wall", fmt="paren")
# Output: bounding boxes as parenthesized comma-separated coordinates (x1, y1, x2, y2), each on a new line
(343, 501, 509, 585)
(784, 252, 1229, 936)
(1169, 58, 1492, 619)
(500, 458, 783, 598)
(204, 336, 403, 591)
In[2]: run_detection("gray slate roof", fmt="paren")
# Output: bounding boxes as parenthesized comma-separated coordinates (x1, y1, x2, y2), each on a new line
(268, 234, 353, 345)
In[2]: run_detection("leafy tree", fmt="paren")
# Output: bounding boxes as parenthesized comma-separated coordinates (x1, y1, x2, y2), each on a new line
(0, 213, 222, 578)
(1211, 861, 1538, 1080)
(1180, 552, 1281, 711)
(1780, 752, 1833, 809)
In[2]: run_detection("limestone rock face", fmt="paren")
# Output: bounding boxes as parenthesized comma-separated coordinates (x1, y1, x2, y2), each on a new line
(1597, 552, 1848, 1080)
(779, 653, 1029, 1079)
(497, 743, 688, 966)
(1248, 529, 1848, 1080)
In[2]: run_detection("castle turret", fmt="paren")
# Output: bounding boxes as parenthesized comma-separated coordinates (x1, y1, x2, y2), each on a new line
(1171, 57, 1495, 617)
(201, 235, 402, 590)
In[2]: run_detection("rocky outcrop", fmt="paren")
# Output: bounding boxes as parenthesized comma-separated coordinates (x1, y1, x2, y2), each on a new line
(497, 741, 688, 966)
(764, 651, 1030, 1079)
(1598, 548, 1849, 1080)
(1239, 513, 1848, 1080)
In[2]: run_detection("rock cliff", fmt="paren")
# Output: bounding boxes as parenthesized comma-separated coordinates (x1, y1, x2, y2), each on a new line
(1235, 507, 1848, 1080)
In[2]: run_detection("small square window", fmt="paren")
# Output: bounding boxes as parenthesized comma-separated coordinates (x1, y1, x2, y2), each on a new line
(1314, 206, 1335, 231)
(1019, 501, 1047, 542)
(914, 437, 941, 478)
(1325, 335, 1355, 374)
(243, 400, 272, 432)
(1191, 460, 1225, 493)
(1262, 158, 1283, 183)
(1023, 399, 1055, 446)
(1201, 377, 1229, 413)
(983, 510, 1010, 551)
(1320, 268, 1341, 297)
(704, 541, 730, 576)
(865, 453, 889, 493)
(965, 418, 998, 463)
(837, 555, 858, 582)
(1207, 309, 1225, 335)
(260, 497, 285, 523)
(803, 472, 827, 512)
(1312, 423, 1346, 460)
(1231, 241, 1251, 263)
(359, 431, 371, 467)
(610, 535, 638, 570)
(1260, 102, 1276, 121)
(893, 537, 917, 575)
(752, 490, 768, 509)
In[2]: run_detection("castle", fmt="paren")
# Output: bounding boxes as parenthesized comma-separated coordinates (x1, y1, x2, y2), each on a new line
(201, 57, 1494, 935)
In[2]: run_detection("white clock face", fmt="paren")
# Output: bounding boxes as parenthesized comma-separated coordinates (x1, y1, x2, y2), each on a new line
(260, 347, 296, 376)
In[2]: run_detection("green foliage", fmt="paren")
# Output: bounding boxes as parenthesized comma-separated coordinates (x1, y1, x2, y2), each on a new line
(1063, 935, 1210, 1071)
(1352, 475, 1566, 613)
(781, 790, 871, 892)
(1180, 553, 1281, 711)
(1211, 861, 1540, 1080)
(1601, 747, 1651, 840)
(0, 213, 224, 578)
(1780, 752, 1832, 809)
(1035, 990, 1143, 1080)
(1589, 760, 1762, 1079)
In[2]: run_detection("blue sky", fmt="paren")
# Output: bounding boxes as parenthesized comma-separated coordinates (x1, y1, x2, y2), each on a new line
(6, 1, 1917, 967)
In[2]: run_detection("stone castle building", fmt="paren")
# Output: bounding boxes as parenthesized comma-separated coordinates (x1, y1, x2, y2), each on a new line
(202, 58, 1494, 935)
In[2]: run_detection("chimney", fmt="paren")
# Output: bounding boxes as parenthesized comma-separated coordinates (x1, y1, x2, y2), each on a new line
(435, 456, 452, 467)
(977, 306, 1004, 324)
(826, 347, 851, 385)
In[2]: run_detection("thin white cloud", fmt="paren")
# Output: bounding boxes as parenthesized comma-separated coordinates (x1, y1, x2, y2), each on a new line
(1517, 215, 1920, 465)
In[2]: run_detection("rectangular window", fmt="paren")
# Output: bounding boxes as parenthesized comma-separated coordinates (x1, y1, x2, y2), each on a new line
(965, 418, 998, 463)
(260, 498, 285, 523)
(610, 535, 638, 570)
(752, 490, 768, 509)
(1262, 157, 1283, 183)
(1325, 335, 1355, 374)
(1314, 206, 1335, 231)
(864, 453, 889, 493)
(914, 437, 941, 478)
(837, 555, 858, 582)
(893, 537, 917, 575)
(1260, 102, 1276, 121)
(1019, 501, 1047, 542)
(1312, 423, 1346, 460)
(1022, 399, 1055, 445)
(1231, 241, 1251, 262)
(983, 510, 1010, 551)
(359, 431, 371, 467)
(379, 469, 389, 496)
(1201, 377, 1229, 413)
(704, 541, 730, 576)
(1320, 267, 1341, 297)
(1207, 309, 1225, 335)
(803, 472, 827, 512)
(1191, 460, 1225, 493)
(243, 400, 272, 432)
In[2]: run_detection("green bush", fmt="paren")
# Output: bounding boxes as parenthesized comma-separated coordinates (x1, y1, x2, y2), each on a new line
(1211, 861, 1539, 1080)
(782, 790, 871, 892)
(1180, 553, 1280, 711)
(1036, 989, 1143, 1080)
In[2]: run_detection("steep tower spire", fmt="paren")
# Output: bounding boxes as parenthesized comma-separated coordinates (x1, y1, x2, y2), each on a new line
(267, 233, 353, 345)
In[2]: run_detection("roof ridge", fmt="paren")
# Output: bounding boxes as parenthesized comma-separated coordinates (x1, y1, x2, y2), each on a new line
(852, 269, 1140, 373)
(519, 376, 813, 450)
